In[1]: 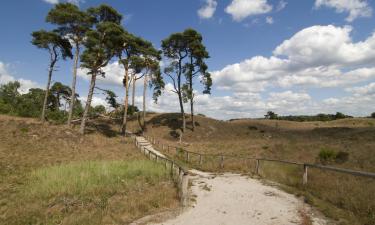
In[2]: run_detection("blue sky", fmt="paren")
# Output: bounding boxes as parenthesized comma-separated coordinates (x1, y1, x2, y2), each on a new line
(1, 0, 375, 119)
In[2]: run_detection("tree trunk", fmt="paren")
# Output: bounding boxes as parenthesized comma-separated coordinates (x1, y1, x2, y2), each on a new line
(178, 90, 186, 133)
(41, 63, 54, 122)
(142, 73, 148, 131)
(79, 72, 97, 134)
(121, 64, 130, 136)
(189, 77, 195, 131)
(68, 44, 80, 127)
(177, 59, 186, 132)
(132, 75, 136, 107)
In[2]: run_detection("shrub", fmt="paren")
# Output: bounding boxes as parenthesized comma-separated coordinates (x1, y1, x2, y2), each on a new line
(318, 148, 337, 163)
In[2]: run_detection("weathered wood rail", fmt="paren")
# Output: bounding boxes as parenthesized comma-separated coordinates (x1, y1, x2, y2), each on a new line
(131, 136, 189, 207)
(143, 135, 375, 185)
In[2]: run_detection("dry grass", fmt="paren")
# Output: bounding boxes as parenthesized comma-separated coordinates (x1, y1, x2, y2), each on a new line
(128, 113, 375, 225)
(0, 115, 179, 225)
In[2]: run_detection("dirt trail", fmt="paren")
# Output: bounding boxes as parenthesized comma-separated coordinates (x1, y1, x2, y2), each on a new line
(134, 137, 328, 225)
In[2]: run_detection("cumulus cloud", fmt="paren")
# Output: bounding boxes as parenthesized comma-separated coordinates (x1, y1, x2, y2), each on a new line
(78, 62, 124, 86)
(225, 0, 272, 21)
(315, 0, 372, 22)
(0, 62, 40, 94)
(198, 0, 218, 19)
(212, 25, 375, 93)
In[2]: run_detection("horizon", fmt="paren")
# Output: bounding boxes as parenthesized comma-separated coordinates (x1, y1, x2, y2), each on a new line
(1, 0, 375, 120)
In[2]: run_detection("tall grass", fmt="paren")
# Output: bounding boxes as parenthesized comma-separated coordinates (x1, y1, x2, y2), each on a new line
(27, 160, 169, 198)
(4, 160, 178, 225)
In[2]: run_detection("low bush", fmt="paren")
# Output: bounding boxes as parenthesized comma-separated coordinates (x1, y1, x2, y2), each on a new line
(318, 148, 337, 163)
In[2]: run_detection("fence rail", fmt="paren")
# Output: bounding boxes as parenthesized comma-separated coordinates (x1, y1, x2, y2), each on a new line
(143, 135, 375, 184)
(132, 136, 189, 207)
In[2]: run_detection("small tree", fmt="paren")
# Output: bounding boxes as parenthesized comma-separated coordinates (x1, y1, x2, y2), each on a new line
(79, 5, 123, 134)
(162, 31, 189, 132)
(371, 112, 375, 119)
(114, 32, 158, 135)
(183, 29, 211, 131)
(126, 43, 163, 131)
(265, 111, 278, 120)
(50, 82, 75, 110)
(46, 3, 93, 126)
(31, 30, 72, 122)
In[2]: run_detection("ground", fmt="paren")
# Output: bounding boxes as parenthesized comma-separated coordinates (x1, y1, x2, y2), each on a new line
(128, 113, 375, 225)
(0, 115, 179, 225)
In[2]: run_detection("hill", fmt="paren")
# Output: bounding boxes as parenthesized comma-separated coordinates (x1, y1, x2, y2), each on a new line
(129, 113, 375, 172)
(0, 115, 178, 225)
(128, 113, 375, 225)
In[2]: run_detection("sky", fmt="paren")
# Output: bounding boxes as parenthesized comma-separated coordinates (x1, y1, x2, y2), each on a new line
(1, 0, 375, 120)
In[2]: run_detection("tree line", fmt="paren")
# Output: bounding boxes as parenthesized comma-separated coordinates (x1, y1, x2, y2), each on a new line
(0, 3, 212, 135)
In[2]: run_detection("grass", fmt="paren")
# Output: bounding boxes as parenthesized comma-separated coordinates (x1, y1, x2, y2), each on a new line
(0, 115, 179, 225)
(27, 160, 169, 198)
(128, 113, 375, 225)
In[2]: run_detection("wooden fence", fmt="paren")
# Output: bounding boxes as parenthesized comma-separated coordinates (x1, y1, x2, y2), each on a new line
(131, 136, 189, 207)
(143, 135, 375, 185)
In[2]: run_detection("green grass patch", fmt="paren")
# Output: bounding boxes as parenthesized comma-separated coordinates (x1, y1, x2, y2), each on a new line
(4, 160, 178, 225)
(26, 160, 169, 198)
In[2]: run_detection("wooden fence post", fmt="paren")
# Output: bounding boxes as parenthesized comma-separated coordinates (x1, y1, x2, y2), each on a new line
(171, 162, 174, 175)
(220, 155, 224, 169)
(199, 154, 203, 165)
(186, 152, 190, 162)
(303, 164, 308, 185)
(181, 173, 189, 207)
(256, 159, 260, 175)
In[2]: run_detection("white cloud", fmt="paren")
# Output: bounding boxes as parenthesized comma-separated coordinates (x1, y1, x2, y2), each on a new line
(42, 0, 85, 5)
(0, 62, 40, 94)
(42, 0, 58, 4)
(276, 0, 287, 11)
(79, 96, 110, 109)
(266, 16, 274, 24)
(315, 0, 372, 22)
(198, 0, 218, 19)
(212, 25, 375, 94)
(347, 82, 375, 96)
(225, 0, 272, 21)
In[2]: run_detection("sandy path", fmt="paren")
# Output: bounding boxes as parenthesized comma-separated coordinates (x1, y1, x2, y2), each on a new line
(152, 170, 327, 225)
(134, 137, 328, 225)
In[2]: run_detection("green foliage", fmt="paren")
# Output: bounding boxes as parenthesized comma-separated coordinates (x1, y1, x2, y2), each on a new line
(318, 148, 349, 164)
(50, 82, 75, 108)
(15, 88, 45, 117)
(31, 30, 73, 60)
(46, 110, 67, 124)
(267, 112, 353, 122)
(127, 105, 139, 116)
(162, 28, 211, 97)
(265, 111, 278, 120)
(371, 112, 375, 119)
(0, 81, 83, 122)
(89, 105, 106, 117)
(46, 3, 93, 45)
(318, 148, 337, 163)
(0, 81, 20, 106)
